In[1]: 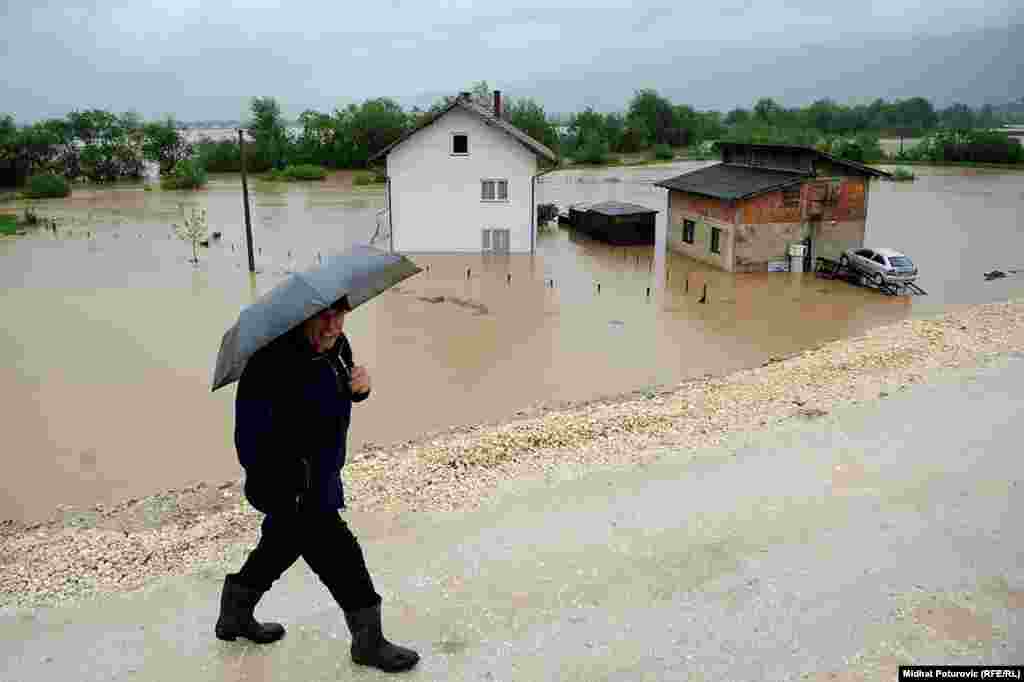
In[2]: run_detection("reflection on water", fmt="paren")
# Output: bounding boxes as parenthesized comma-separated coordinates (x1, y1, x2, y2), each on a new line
(1, 164, 1021, 522)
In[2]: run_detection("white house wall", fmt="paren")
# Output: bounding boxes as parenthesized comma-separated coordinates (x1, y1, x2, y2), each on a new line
(387, 108, 538, 253)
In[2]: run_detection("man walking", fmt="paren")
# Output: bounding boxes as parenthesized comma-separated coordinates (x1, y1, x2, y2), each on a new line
(215, 296, 419, 673)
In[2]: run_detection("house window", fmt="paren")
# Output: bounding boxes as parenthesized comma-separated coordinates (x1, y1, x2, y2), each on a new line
(710, 227, 721, 254)
(682, 219, 695, 244)
(482, 228, 510, 253)
(452, 133, 468, 155)
(481, 179, 508, 202)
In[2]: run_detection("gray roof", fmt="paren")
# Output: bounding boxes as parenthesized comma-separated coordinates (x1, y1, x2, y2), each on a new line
(587, 201, 658, 216)
(717, 142, 892, 178)
(653, 164, 807, 200)
(369, 96, 557, 163)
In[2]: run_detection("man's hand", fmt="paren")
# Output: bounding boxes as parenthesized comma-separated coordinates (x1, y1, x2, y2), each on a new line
(349, 365, 371, 395)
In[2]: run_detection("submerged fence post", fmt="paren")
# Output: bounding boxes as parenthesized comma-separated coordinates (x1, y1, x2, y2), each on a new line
(699, 283, 708, 304)
(597, 282, 601, 294)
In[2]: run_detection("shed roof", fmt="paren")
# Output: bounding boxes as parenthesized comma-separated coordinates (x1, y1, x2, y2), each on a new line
(369, 95, 557, 163)
(654, 164, 806, 200)
(717, 142, 892, 178)
(587, 201, 658, 216)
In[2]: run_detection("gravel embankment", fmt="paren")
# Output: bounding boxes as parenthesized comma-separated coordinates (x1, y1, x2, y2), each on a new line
(2, 300, 1022, 609)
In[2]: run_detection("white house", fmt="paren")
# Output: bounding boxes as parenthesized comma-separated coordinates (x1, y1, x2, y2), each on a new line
(370, 91, 558, 254)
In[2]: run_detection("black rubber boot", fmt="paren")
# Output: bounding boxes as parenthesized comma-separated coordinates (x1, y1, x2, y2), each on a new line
(344, 604, 420, 672)
(215, 575, 286, 644)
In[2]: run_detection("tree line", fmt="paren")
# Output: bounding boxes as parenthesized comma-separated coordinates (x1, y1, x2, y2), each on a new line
(2, 84, 1021, 193)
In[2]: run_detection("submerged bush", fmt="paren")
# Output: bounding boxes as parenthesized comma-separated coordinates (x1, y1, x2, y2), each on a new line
(24, 174, 71, 199)
(161, 159, 208, 190)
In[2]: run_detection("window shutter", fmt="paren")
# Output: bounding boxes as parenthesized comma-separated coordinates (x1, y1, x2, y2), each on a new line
(482, 229, 491, 250)
(497, 180, 508, 200)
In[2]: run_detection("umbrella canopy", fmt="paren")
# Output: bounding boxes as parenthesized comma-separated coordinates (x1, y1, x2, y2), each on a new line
(211, 245, 421, 392)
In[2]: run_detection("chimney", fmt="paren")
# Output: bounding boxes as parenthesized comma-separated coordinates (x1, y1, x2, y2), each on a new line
(493, 90, 502, 119)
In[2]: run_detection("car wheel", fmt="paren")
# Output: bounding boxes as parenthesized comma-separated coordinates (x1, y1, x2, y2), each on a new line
(873, 272, 885, 287)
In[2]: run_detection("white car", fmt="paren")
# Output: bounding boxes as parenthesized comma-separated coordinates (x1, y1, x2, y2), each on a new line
(840, 248, 919, 286)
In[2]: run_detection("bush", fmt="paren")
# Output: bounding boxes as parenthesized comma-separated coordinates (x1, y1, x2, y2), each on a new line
(196, 139, 242, 173)
(0, 214, 16, 235)
(24, 174, 71, 199)
(161, 158, 208, 190)
(653, 144, 675, 161)
(283, 164, 327, 180)
(575, 137, 611, 165)
(902, 130, 1023, 164)
(891, 167, 916, 181)
(265, 164, 328, 182)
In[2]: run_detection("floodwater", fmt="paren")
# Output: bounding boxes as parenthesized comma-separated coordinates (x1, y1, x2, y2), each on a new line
(1, 164, 1021, 522)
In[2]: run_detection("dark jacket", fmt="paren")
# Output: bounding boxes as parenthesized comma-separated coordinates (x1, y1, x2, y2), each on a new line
(234, 326, 369, 514)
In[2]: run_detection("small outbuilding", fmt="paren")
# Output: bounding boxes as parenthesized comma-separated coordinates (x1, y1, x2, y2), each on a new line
(570, 201, 658, 245)
(654, 143, 891, 272)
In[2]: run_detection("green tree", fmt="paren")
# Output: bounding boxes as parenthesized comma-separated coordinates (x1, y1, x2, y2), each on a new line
(0, 115, 16, 161)
(247, 97, 291, 170)
(724, 108, 750, 126)
(939, 103, 976, 130)
(753, 97, 781, 122)
(142, 117, 191, 175)
(294, 109, 337, 166)
(505, 97, 559, 154)
(627, 89, 674, 145)
(344, 97, 408, 166)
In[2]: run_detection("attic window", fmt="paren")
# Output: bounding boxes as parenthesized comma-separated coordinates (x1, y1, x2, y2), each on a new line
(452, 133, 468, 155)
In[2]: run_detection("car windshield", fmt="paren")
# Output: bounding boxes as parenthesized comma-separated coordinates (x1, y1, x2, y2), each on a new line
(889, 256, 914, 267)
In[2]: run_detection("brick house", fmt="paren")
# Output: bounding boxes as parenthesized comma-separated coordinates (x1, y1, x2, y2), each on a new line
(654, 143, 891, 272)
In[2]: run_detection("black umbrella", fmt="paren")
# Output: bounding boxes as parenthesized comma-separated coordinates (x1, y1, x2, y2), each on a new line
(211, 245, 421, 392)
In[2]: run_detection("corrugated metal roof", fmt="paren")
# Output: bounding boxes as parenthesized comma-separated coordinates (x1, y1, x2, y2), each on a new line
(369, 96, 557, 163)
(587, 201, 658, 216)
(654, 164, 807, 200)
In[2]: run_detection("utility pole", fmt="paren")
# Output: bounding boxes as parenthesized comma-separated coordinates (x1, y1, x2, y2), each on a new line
(239, 129, 255, 273)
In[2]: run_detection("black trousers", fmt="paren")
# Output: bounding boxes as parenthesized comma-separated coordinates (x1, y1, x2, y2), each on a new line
(233, 507, 381, 613)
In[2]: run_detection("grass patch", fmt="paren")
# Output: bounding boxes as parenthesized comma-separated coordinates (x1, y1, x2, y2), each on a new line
(264, 164, 328, 182)
(24, 174, 71, 199)
(353, 171, 386, 186)
(0, 214, 17, 235)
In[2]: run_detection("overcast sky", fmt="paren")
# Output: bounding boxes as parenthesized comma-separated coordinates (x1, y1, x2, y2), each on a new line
(2, 0, 1021, 122)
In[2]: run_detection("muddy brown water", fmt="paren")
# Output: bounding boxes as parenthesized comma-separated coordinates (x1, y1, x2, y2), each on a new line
(1, 165, 1022, 522)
